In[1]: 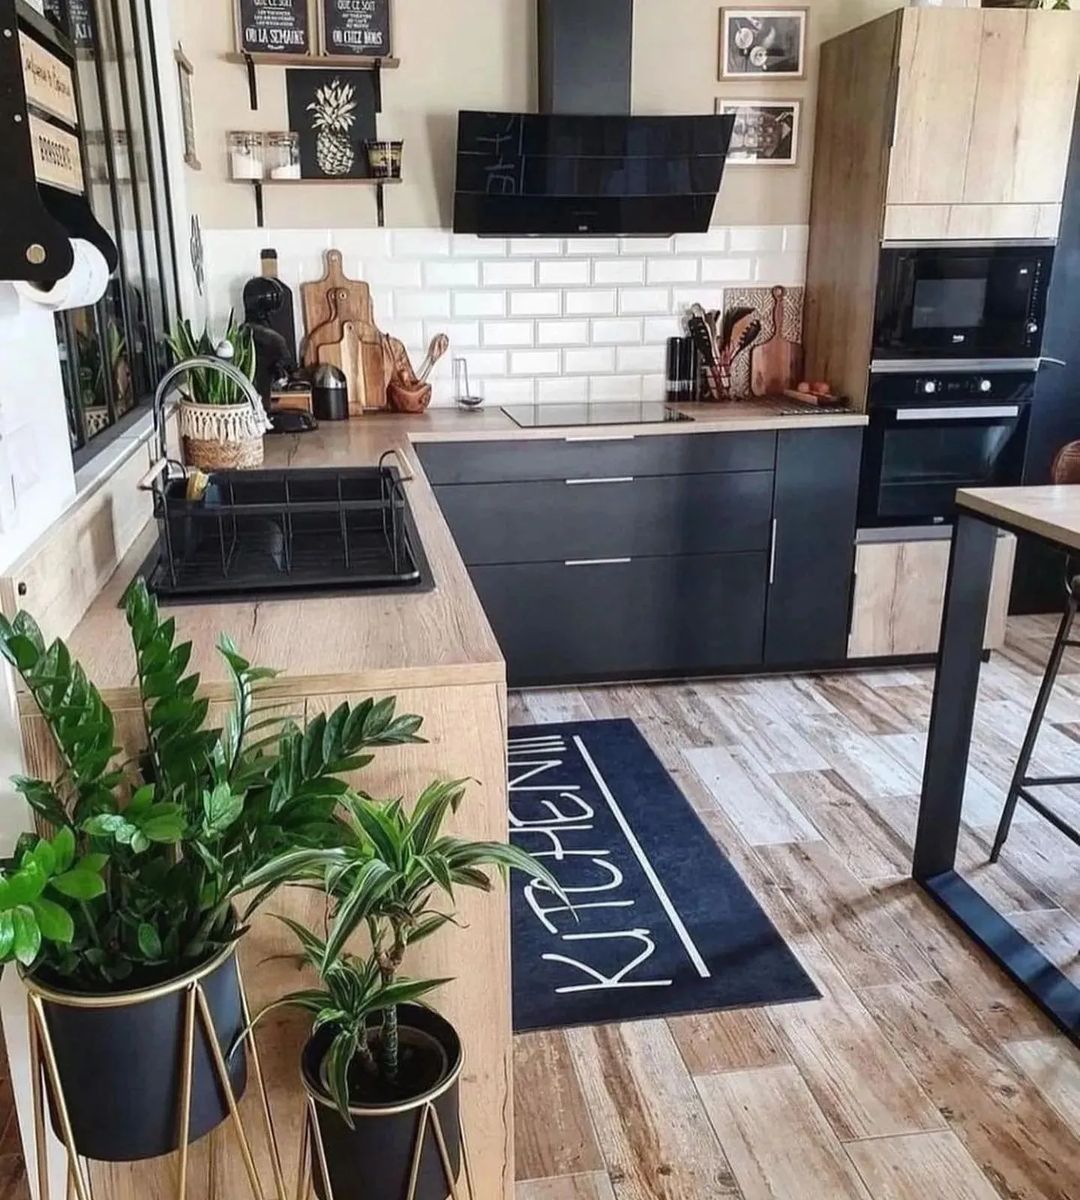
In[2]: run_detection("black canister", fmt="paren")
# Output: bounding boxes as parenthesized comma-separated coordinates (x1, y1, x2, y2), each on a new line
(312, 364, 349, 421)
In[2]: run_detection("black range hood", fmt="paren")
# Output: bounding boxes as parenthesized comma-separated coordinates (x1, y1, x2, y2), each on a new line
(452, 0, 734, 238)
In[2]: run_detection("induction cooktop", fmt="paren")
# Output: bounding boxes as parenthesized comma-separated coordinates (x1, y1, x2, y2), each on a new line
(501, 402, 694, 429)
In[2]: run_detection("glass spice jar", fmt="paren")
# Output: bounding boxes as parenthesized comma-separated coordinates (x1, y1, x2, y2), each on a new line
(228, 131, 264, 180)
(267, 132, 301, 181)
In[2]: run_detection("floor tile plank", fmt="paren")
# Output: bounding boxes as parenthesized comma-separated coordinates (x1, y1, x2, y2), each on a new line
(567, 1020, 740, 1199)
(667, 1007, 789, 1076)
(859, 981, 1080, 1200)
(1005, 1037, 1080, 1131)
(516, 1173, 617, 1200)
(845, 1130, 1000, 1200)
(696, 1065, 871, 1200)
(514, 1031, 605, 1182)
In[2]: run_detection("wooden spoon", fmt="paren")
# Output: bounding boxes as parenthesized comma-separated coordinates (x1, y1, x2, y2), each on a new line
(417, 333, 450, 383)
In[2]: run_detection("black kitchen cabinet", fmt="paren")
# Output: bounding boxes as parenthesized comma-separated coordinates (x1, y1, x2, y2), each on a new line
(434, 470, 774, 566)
(471, 554, 768, 687)
(764, 427, 863, 667)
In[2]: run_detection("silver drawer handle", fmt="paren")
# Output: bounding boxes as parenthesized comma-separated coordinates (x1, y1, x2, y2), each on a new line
(564, 558, 632, 567)
(563, 434, 636, 443)
(895, 405, 1020, 422)
(565, 476, 635, 486)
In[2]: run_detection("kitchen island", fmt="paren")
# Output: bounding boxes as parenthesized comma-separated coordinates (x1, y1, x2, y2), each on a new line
(916, 485, 1080, 1042)
(7, 401, 866, 1199)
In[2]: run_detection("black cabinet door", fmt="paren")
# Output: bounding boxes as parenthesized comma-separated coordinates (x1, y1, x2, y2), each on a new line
(764, 427, 863, 667)
(471, 553, 768, 687)
(416, 432, 776, 485)
(434, 471, 774, 565)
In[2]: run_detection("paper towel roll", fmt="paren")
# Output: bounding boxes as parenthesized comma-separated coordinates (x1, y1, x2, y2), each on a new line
(14, 239, 110, 313)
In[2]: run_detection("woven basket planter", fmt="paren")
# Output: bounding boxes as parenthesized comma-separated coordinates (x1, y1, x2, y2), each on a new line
(179, 398, 270, 471)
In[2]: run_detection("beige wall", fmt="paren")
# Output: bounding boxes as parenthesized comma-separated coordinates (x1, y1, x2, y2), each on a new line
(175, 0, 900, 230)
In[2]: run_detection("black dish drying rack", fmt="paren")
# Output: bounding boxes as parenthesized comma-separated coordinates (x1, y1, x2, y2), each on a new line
(147, 464, 424, 600)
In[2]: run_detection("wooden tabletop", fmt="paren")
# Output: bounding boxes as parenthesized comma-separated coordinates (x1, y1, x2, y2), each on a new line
(957, 486, 1080, 553)
(57, 403, 865, 706)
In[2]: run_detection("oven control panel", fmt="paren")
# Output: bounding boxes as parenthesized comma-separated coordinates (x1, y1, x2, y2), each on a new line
(870, 370, 1038, 408)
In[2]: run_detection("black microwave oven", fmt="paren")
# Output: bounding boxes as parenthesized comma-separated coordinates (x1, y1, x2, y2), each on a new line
(874, 242, 1054, 361)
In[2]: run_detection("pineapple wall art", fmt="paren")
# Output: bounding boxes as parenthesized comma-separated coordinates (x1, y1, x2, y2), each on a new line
(286, 68, 377, 179)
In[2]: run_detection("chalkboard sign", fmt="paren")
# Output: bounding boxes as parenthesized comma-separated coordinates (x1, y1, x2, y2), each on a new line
(50, 0, 93, 50)
(235, 0, 312, 56)
(319, 0, 391, 58)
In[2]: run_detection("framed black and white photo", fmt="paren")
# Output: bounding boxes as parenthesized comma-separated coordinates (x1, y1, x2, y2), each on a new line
(720, 8, 807, 79)
(174, 46, 200, 170)
(286, 68, 377, 179)
(716, 99, 801, 166)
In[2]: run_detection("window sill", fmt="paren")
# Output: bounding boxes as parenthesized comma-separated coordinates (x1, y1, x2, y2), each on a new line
(73, 408, 155, 499)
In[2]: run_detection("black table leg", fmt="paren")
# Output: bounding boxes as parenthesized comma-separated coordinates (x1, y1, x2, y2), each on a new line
(914, 513, 997, 880)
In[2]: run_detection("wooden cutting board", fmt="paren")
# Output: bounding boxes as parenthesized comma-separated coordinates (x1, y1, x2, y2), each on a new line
(338, 321, 387, 415)
(300, 249, 374, 368)
(751, 286, 803, 398)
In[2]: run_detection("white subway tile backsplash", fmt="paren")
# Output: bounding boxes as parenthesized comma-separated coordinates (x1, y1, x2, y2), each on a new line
(594, 258, 645, 285)
(431, 321, 480, 348)
(729, 226, 785, 253)
(617, 345, 667, 374)
(200, 225, 807, 408)
(566, 237, 619, 256)
(537, 319, 589, 346)
(565, 290, 617, 316)
(538, 376, 589, 403)
(619, 288, 671, 315)
(620, 236, 675, 256)
(458, 350, 508, 378)
(590, 375, 643, 402)
(701, 257, 753, 283)
(423, 260, 480, 288)
(564, 347, 616, 374)
(510, 290, 562, 317)
(393, 230, 451, 258)
(538, 260, 590, 287)
(362, 259, 423, 288)
(644, 316, 683, 342)
(647, 258, 699, 285)
(453, 290, 507, 318)
(591, 318, 643, 344)
(395, 291, 452, 319)
(510, 350, 561, 376)
(510, 237, 563, 256)
(481, 378, 536, 404)
(483, 321, 535, 348)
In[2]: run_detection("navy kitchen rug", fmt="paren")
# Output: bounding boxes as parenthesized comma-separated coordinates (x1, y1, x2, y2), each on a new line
(509, 719, 819, 1032)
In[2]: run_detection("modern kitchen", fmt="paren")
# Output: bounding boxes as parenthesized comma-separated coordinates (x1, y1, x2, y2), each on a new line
(0, 1, 1078, 1199)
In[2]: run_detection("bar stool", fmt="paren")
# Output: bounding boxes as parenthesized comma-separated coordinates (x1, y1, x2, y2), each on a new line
(990, 585, 1080, 864)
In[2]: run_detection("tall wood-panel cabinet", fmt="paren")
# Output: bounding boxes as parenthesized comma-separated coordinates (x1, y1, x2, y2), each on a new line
(805, 6, 1080, 410)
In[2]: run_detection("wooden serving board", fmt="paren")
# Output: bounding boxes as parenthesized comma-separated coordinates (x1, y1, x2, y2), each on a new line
(338, 321, 388, 415)
(781, 389, 843, 407)
(300, 249, 373, 368)
(751, 286, 803, 398)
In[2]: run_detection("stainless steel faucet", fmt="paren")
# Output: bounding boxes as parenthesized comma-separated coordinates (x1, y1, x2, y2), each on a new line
(151, 355, 267, 466)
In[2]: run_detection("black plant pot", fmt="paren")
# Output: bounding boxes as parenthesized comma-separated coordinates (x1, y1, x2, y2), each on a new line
(302, 1005, 463, 1200)
(30, 942, 248, 1163)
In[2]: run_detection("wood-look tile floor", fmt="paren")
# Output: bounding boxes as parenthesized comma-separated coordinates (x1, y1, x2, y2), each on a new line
(511, 614, 1080, 1200)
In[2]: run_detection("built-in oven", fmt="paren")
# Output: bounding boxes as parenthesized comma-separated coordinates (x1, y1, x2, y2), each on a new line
(858, 367, 1035, 528)
(874, 242, 1054, 361)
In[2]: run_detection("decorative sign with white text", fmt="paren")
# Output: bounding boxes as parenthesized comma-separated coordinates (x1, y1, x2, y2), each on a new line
(319, 0, 391, 57)
(235, 0, 312, 56)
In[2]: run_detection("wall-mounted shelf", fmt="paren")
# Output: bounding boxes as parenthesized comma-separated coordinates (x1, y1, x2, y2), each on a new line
(228, 51, 399, 110)
(233, 176, 401, 227)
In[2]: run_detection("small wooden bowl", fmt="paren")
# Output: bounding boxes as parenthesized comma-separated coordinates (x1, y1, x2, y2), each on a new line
(387, 380, 432, 414)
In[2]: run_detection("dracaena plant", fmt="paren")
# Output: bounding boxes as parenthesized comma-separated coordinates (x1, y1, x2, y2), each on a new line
(0, 578, 423, 990)
(249, 781, 560, 1125)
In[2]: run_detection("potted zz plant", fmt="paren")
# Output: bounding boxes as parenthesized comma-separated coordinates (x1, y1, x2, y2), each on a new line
(165, 315, 268, 470)
(0, 579, 422, 1184)
(249, 781, 561, 1200)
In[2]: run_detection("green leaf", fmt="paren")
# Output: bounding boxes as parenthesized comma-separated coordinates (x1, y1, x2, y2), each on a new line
(51, 868, 106, 901)
(140, 809, 186, 844)
(0, 912, 15, 961)
(322, 859, 396, 969)
(29, 839, 56, 877)
(203, 783, 244, 836)
(31, 897, 74, 944)
(51, 827, 76, 873)
(137, 923, 162, 959)
(7, 858, 47, 905)
(12, 906, 42, 966)
(326, 1029, 359, 1128)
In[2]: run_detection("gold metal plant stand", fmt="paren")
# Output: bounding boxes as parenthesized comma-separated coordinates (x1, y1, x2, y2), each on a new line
(24, 958, 286, 1200)
(295, 1091, 476, 1200)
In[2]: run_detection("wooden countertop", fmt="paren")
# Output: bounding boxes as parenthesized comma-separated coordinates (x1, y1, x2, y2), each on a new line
(957, 486, 1080, 552)
(54, 402, 866, 706)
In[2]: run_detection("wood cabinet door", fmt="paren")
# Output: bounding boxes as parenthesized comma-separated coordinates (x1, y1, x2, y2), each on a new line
(888, 9, 1080, 208)
(848, 533, 1016, 660)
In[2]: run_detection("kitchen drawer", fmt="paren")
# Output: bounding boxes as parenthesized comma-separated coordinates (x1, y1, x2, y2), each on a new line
(416, 431, 776, 485)
(435, 471, 774, 565)
(470, 553, 767, 687)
